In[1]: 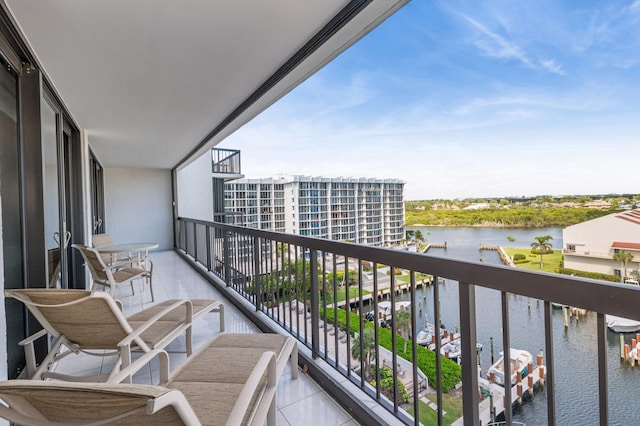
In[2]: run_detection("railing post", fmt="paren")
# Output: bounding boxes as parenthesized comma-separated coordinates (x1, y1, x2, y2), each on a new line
(253, 236, 261, 311)
(597, 312, 608, 426)
(223, 230, 231, 286)
(459, 281, 479, 425)
(205, 226, 212, 272)
(192, 222, 197, 259)
(544, 301, 556, 425)
(434, 276, 443, 426)
(501, 291, 512, 425)
(310, 249, 319, 359)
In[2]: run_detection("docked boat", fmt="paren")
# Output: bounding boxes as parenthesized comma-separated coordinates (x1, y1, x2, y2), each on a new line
(367, 301, 411, 327)
(606, 315, 640, 333)
(439, 338, 483, 362)
(487, 348, 533, 386)
(440, 338, 462, 360)
(416, 322, 443, 346)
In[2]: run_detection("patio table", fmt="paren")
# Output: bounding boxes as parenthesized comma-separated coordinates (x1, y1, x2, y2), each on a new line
(95, 242, 158, 267)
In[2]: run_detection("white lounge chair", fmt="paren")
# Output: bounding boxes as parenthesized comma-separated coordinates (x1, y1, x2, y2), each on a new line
(6, 289, 224, 382)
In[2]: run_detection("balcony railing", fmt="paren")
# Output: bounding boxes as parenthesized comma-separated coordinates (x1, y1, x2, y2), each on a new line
(211, 148, 241, 175)
(562, 248, 611, 258)
(177, 217, 640, 425)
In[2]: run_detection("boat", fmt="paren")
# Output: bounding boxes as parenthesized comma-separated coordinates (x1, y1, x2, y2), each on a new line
(416, 322, 443, 346)
(367, 301, 411, 327)
(487, 348, 533, 386)
(439, 338, 483, 362)
(440, 338, 462, 360)
(606, 315, 640, 333)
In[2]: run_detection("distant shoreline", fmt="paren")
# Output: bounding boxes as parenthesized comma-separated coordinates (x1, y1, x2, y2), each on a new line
(408, 223, 560, 228)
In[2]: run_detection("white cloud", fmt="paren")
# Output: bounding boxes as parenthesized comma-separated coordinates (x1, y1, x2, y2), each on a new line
(464, 16, 535, 68)
(539, 59, 566, 75)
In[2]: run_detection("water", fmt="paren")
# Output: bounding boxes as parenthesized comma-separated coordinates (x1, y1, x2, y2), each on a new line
(403, 227, 637, 425)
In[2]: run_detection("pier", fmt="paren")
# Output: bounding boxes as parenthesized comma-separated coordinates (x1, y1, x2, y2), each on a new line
(335, 276, 433, 309)
(621, 333, 640, 366)
(453, 353, 546, 425)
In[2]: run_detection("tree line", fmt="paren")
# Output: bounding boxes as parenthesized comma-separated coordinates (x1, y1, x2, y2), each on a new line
(405, 207, 620, 228)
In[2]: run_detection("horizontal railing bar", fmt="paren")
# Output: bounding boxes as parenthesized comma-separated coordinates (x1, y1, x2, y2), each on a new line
(179, 217, 640, 320)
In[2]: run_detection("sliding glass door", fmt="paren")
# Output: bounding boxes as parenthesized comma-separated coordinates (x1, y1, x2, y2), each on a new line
(0, 56, 24, 378)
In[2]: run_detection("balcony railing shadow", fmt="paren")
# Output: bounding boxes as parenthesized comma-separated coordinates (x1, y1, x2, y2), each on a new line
(177, 217, 640, 425)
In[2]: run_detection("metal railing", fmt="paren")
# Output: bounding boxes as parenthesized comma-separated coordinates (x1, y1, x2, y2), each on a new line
(177, 217, 640, 426)
(211, 148, 241, 175)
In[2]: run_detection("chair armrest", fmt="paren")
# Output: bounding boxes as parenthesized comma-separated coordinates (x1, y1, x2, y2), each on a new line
(148, 389, 202, 425)
(18, 329, 48, 378)
(18, 328, 48, 347)
(227, 351, 277, 425)
(108, 348, 171, 384)
(118, 300, 194, 348)
(102, 258, 139, 271)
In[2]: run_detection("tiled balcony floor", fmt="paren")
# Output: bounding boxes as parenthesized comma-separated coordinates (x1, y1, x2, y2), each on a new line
(52, 250, 363, 425)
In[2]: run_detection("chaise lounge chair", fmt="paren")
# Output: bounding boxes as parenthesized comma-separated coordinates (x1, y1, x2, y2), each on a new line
(0, 333, 298, 425)
(5, 289, 224, 382)
(73, 243, 154, 302)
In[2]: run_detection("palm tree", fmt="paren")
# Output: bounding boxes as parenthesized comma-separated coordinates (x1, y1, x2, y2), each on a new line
(405, 230, 415, 242)
(396, 309, 411, 353)
(531, 235, 553, 269)
(613, 250, 635, 283)
(415, 230, 425, 243)
(351, 328, 376, 379)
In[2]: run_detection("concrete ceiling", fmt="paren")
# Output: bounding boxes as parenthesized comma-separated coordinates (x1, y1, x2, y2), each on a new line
(4, 0, 407, 169)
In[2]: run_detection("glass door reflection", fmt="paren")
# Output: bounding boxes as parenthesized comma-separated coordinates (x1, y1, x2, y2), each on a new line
(41, 97, 67, 288)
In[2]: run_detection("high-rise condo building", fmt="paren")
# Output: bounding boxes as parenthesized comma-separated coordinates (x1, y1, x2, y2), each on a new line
(224, 176, 405, 247)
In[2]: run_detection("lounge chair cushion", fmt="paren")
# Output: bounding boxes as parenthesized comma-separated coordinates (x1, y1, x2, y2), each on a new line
(0, 380, 184, 424)
(168, 346, 270, 425)
(127, 299, 219, 347)
(208, 333, 297, 378)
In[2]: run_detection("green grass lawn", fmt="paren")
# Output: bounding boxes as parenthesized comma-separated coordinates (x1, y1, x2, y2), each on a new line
(396, 271, 432, 284)
(322, 287, 370, 304)
(408, 392, 463, 425)
(504, 247, 563, 273)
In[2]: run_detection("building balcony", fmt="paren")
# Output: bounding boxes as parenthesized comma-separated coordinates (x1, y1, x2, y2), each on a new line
(563, 248, 613, 259)
(211, 148, 243, 180)
(50, 249, 369, 425)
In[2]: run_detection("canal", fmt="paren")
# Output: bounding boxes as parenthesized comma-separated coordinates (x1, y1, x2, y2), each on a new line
(403, 227, 637, 425)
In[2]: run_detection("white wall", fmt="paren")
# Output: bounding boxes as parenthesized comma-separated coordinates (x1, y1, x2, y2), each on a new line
(176, 153, 213, 222)
(104, 168, 173, 250)
(563, 212, 640, 276)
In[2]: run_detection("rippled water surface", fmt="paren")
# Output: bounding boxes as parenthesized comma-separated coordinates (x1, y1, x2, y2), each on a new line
(401, 227, 637, 425)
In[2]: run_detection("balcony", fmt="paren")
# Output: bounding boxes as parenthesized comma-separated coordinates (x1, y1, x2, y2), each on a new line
(211, 148, 243, 178)
(50, 249, 366, 425)
(2, 2, 639, 425)
(176, 217, 640, 425)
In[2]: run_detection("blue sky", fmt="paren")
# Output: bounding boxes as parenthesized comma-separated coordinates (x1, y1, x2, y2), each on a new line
(220, 0, 640, 200)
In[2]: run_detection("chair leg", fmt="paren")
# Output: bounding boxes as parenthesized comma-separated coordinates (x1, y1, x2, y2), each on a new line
(186, 326, 193, 357)
(148, 274, 154, 302)
(148, 262, 154, 302)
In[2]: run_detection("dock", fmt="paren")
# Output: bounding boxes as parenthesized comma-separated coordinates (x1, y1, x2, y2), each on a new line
(452, 355, 546, 425)
(335, 277, 433, 309)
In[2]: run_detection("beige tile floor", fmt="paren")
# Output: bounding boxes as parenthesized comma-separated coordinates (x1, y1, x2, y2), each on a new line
(51, 250, 364, 425)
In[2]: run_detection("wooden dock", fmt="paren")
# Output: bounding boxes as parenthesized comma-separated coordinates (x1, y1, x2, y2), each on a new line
(335, 278, 432, 309)
(452, 361, 546, 425)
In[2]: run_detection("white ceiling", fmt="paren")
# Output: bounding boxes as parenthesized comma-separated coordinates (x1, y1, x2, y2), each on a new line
(5, 0, 407, 169)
